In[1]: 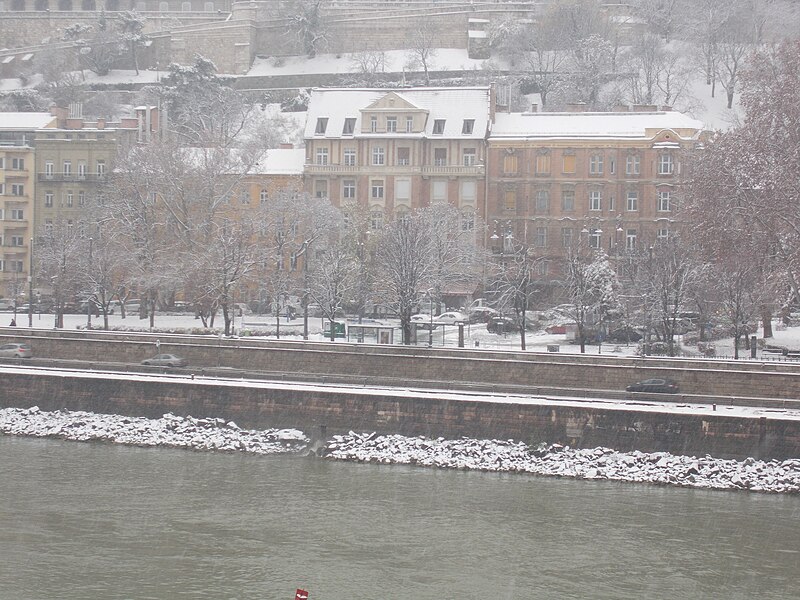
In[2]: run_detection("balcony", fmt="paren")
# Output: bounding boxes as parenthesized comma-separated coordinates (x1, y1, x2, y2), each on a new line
(2, 219, 28, 228)
(304, 164, 422, 176)
(422, 164, 484, 177)
(4, 169, 29, 178)
(38, 172, 105, 182)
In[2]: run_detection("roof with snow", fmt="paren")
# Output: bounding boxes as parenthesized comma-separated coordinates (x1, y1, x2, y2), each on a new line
(304, 87, 492, 140)
(252, 148, 305, 175)
(0, 112, 56, 130)
(491, 111, 705, 141)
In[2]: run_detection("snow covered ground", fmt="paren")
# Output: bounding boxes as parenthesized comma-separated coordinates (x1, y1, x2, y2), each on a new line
(13, 310, 800, 360)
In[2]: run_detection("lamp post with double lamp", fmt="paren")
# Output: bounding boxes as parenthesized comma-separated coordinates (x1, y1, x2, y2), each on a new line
(489, 221, 513, 329)
(426, 287, 434, 347)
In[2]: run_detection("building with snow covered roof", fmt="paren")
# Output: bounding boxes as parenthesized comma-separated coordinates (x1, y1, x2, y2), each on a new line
(303, 87, 492, 234)
(487, 107, 706, 279)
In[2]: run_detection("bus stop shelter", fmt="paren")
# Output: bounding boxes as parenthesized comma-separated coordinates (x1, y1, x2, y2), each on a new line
(346, 323, 396, 344)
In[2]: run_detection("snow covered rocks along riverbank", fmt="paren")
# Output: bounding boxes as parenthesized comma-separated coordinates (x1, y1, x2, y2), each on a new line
(324, 432, 800, 494)
(0, 407, 308, 454)
(2, 407, 798, 494)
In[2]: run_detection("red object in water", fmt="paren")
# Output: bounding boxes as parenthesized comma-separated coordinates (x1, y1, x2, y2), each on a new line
(295, 589, 309, 600)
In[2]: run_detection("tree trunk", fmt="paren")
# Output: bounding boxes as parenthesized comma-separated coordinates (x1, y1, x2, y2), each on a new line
(761, 306, 773, 338)
(726, 89, 734, 109)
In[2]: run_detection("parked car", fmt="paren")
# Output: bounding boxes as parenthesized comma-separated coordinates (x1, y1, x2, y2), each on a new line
(606, 327, 643, 343)
(411, 314, 437, 330)
(435, 311, 466, 325)
(487, 316, 519, 334)
(468, 306, 499, 323)
(141, 354, 187, 367)
(0, 342, 32, 358)
(626, 378, 679, 394)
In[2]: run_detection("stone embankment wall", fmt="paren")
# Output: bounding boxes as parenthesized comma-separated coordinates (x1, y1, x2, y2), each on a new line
(3, 329, 800, 401)
(0, 367, 798, 461)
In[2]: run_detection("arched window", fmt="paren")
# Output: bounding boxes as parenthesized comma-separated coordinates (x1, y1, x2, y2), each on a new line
(259, 189, 268, 204)
(158, 1, 167, 10)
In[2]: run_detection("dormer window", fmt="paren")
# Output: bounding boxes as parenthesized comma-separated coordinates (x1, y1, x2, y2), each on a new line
(432, 119, 446, 135)
(342, 118, 356, 135)
(370, 116, 378, 133)
(315, 118, 328, 135)
(462, 119, 475, 134)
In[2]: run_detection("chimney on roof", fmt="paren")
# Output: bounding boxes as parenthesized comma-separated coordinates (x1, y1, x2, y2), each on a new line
(279, 143, 294, 149)
(566, 102, 588, 113)
(632, 104, 658, 112)
(50, 106, 68, 127)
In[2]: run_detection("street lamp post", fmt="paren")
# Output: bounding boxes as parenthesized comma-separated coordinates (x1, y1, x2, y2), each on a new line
(28, 237, 34, 328)
(427, 288, 434, 347)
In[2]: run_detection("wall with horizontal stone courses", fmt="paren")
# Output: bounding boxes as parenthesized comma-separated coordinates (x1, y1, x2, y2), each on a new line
(2, 328, 800, 402)
(1, 368, 798, 460)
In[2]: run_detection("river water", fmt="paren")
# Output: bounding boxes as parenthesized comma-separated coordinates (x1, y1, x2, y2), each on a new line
(1, 435, 798, 600)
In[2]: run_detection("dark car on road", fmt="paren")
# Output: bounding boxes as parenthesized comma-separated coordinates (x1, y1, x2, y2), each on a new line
(487, 316, 519, 334)
(626, 378, 679, 394)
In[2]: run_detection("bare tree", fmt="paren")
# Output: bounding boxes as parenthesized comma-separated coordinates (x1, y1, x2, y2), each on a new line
(406, 19, 438, 86)
(284, 0, 327, 58)
(36, 221, 84, 329)
(116, 10, 146, 76)
(493, 242, 544, 350)
(309, 239, 358, 341)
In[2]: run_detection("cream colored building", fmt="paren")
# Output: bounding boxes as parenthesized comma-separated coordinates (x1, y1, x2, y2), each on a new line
(303, 87, 492, 234)
(0, 112, 56, 302)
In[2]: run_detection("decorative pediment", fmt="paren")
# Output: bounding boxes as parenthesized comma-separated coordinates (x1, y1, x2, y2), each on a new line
(364, 92, 422, 111)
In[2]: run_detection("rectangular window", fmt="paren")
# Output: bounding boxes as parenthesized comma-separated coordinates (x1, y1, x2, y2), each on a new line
(432, 119, 446, 135)
(462, 119, 475, 134)
(590, 190, 602, 211)
(537, 261, 548, 276)
(406, 116, 414, 132)
(535, 226, 547, 248)
(0, 157, 4, 169)
(96, 161, 106, 177)
(45, 191, 53, 207)
(344, 148, 356, 166)
(316, 148, 329, 165)
(78, 161, 87, 179)
(386, 117, 397, 132)
(314, 180, 328, 199)
(370, 116, 377, 133)
(626, 191, 638, 211)
(45, 161, 54, 178)
(589, 154, 603, 175)
(10, 260, 23, 273)
(63, 160, 71, 177)
(589, 228, 601, 249)
(563, 154, 576, 174)
(342, 118, 356, 135)
(625, 229, 637, 251)
(503, 189, 516, 211)
(397, 147, 410, 166)
(609, 158, 616, 175)
(11, 184, 24, 196)
(11, 236, 23, 246)
(11, 209, 24, 220)
(535, 154, 550, 175)
(370, 210, 384, 230)
(626, 155, 640, 175)
(66, 191, 73, 207)
(372, 147, 385, 166)
(434, 148, 447, 166)
(535, 190, 549, 212)
(657, 190, 671, 212)
(432, 180, 447, 202)
(503, 154, 518, 175)
(11, 157, 24, 170)
(561, 189, 575, 211)
(561, 227, 573, 248)
(658, 154, 674, 175)
(371, 180, 384, 199)
(657, 228, 670, 240)
(78, 191, 85, 206)
(460, 180, 476, 204)
(315, 117, 328, 135)
(0, 183, 3, 195)
(395, 178, 411, 201)
(461, 211, 475, 231)
(462, 148, 476, 166)
(342, 179, 356, 199)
